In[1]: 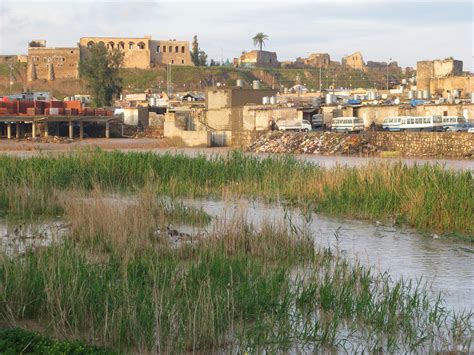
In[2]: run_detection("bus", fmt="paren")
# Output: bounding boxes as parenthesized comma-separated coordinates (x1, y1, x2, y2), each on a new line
(399, 116, 444, 132)
(382, 117, 404, 131)
(331, 117, 364, 133)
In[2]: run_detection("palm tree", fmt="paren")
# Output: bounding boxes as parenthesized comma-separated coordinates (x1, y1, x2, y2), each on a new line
(252, 33, 269, 51)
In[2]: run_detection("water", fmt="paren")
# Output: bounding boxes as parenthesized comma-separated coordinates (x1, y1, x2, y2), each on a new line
(1, 197, 472, 315)
(181, 198, 474, 315)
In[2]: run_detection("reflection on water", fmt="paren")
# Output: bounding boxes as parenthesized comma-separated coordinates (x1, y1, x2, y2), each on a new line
(0, 221, 68, 256)
(181, 198, 474, 315)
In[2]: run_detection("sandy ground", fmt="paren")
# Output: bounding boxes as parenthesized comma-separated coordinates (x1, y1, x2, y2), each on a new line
(0, 137, 472, 171)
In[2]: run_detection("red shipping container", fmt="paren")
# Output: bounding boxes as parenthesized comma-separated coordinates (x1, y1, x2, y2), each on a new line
(50, 101, 64, 109)
(57, 108, 65, 115)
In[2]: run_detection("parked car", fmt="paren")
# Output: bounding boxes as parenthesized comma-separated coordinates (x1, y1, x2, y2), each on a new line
(276, 119, 312, 132)
(468, 127, 474, 133)
(445, 123, 471, 132)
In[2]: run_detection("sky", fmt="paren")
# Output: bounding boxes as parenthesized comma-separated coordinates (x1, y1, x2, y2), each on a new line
(0, 0, 472, 71)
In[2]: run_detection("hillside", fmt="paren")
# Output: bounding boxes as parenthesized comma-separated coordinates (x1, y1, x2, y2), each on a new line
(0, 63, 409, 98)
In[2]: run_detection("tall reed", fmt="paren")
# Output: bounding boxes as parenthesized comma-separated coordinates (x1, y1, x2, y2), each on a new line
(0, 150, 471, 237)
(1, 200, 472, 352)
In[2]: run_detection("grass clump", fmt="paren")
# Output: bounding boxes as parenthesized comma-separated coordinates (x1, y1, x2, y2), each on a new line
(0, 328, 113, 354)
(0, 150, 471, 238)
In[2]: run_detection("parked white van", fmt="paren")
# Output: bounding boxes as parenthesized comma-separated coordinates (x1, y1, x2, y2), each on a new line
(331, 117, 364, 133)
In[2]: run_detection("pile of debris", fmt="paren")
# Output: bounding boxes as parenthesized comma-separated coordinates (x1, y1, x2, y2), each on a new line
(24, 136, 74, 144)
(247, 131, 380, 155)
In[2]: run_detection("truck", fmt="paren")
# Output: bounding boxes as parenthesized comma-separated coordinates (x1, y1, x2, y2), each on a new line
(276, 119, 312, 132)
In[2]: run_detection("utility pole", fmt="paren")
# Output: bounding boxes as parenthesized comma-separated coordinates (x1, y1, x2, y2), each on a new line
(167, 63, 172, 98)
(8, 64, 13, 94)
(319, 67, 322, 92)
(386, 58, 392, 91)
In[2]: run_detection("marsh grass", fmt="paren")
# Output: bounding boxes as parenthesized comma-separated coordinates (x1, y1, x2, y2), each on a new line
(0, 150, 471, 237)
(1, 201, 472, 353)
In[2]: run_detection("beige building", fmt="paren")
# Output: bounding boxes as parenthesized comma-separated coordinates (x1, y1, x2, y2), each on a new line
(79, 36, 193, 69)
(27, 41, 80, 82)
(205, 87, 277, 130)
(237, 50, 279, 68)
(342, 51, 365, 70)
(150, 40, 193, 65)
(417, 58, 464, 93)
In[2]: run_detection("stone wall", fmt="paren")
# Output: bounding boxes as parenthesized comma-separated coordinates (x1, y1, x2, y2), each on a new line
(238, 50, 279, 68)
(79, 37, 151, 69)
(305, 53, 330, 68)
(150, 40, 193, 66)
(342, 52, 364, 70)
(365, 132, 473, 158)
(28, 47, 80, 81)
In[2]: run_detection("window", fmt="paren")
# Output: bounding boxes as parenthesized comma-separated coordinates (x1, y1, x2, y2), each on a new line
(118, 42, 125, 50)
(443, 111, 448, 116)
(171, 59, 174, 64)
(137, 42, 145, 50)
(169, 45, 172, 52)
(181, 59, 184, 64)
(156, 46, 160, 53)
(107, 42, 115, 49)
(181, 46, 185, 53)
(87, 41, 94, 48)
(128, 42, 134, 49)
(163, 46, 166, 52)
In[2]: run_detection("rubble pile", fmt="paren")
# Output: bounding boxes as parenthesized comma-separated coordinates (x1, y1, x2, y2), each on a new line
(248, 132, 380, 155)
(24, 136, 74, 144)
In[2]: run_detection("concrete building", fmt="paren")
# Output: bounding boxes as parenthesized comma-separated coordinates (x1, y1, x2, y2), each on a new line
(417, 58, 464, 93)
(205, 87, 277, 131)
(342, 51, 365, 70)
(237, 50, 279, 68)
(27, 41, 80, 82)
(79, 36, 193, 69)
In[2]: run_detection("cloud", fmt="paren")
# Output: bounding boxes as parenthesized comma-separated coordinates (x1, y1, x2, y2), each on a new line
(0, 0, 472, 70)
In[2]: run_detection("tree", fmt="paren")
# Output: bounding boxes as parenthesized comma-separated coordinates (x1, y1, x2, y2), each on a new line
(79, 43, 123, 107)
(198, 50, 208, 66)
(191, 35, 208, 66)
(252, 32, 269, 51)
(191, 35, 200, 66)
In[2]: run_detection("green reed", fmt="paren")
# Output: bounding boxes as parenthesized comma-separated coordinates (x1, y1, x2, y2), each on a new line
(0, 150, 471, 237)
